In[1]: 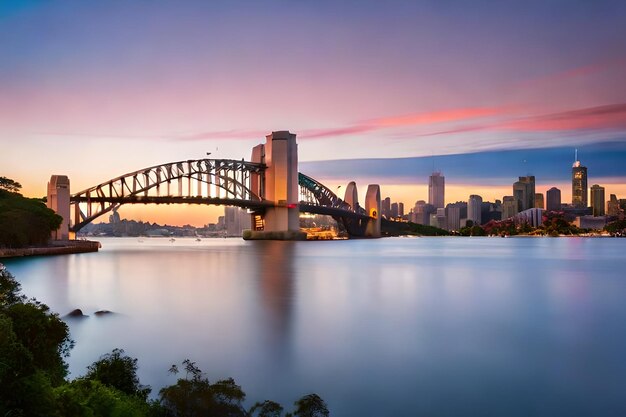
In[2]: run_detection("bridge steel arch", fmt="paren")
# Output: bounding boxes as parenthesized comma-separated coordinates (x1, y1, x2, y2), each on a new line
(70, 159, 266, 232)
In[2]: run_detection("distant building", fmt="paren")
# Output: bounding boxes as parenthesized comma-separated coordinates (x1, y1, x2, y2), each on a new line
(607, 194, 623, 218)
(225, 207, 251, 236)
(513, 208, 543, 228)
(382, 197, 391, 218)
(481, 200, 502, 223)
(467, 195, 483, 225)
(577, 215, 607, 230)
(391, 202, 399, 218)
(590, 184, 605, 216)
(429, 172, 445, 209)
(572, 151, 588, 207)
(513, 176, 535, 211)
(534, 193, 544, 209)
(398, 202, 404, 217)
(546, 187, 561, 211)
(430, 207, 448, 230)
(502, 196, 518, 219)
(445, 204, 461, 231)
(413, 200, 434, 225)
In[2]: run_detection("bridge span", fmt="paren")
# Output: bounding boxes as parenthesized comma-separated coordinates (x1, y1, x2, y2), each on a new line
(46, 131, 381, 240)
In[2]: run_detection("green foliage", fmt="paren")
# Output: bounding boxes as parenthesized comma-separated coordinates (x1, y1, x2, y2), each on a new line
(250, 400, 284, 417)
(293, 394, 329, 417)
(382, 218, 449, 236)
(85, 348, 151, 401)
(159, 360, 247, 417)
(604, 219, 626, 235)
(458, 225, 486, 236)
(0, 268, 68, 416)
(0, 180, 63, 247)
(54, 379, 154, 417)
(0, 176, 22, 193)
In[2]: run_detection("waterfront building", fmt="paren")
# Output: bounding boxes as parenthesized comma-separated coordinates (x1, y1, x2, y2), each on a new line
(590, 184, 605, 216)
(398, 202, 404, 217)
(546, 187, 561, 211)
(513, 208, 543, 228)
(502, 196, 518, 219)
(429, 172, 445, 209)
(513, 176, 535, 211)
(572, 151, 588, 207)
(225, 207, 251, 236)
(435, 207, 447, 230)
(577, 215, 607, 230)
(445, 204, 461, 231)
(468, 194, 483, 225)
(534, 193, 544, 209)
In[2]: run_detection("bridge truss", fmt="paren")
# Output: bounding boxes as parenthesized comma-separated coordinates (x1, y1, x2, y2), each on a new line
(69, 159, 368, 232)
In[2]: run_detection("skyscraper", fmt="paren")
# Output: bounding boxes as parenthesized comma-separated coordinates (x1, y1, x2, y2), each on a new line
(468, 194, 483, 225)
(382, 197, 391, 218)
(502, 196, 518, 219)
(572, 150, 588, 207)
(534, 193, 544, 209)
(513, 176, 535, 211)
(429, 171, 445, 209)
(546, 187, 561, 211)
(590, 184, 605, 216)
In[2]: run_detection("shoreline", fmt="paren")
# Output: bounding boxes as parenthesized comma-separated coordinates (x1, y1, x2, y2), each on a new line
(0, 240, 101, 258)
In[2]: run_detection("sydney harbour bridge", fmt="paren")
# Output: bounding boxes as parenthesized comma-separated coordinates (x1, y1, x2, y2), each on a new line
(46, 131, 382, 240)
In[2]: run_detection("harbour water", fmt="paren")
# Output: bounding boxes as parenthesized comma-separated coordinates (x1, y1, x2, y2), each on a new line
(4, 237, 626, 416)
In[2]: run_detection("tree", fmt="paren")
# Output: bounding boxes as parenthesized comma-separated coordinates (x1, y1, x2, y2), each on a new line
(85, 348, 151, 401)
(292, 394, 329, 417)
(0, 176, 22, 193)
(250, 400, 284, 417)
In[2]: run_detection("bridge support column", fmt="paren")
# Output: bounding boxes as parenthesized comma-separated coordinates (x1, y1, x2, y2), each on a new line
(364, 184, 381, 238)
(244, 131, 306, 240)
(47, 175, 71, 240)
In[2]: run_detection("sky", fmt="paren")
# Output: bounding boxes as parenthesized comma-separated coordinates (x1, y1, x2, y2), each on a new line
(1, 0, 626, 225)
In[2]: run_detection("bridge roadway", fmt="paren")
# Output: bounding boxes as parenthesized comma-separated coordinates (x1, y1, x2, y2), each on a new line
(69, 195, 371, 220)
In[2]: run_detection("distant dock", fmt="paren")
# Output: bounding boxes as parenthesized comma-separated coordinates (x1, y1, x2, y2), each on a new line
(0, 240, 100, 258)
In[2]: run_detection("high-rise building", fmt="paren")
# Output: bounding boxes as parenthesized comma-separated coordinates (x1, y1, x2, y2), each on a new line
(413, 200, 434, 225)
(502, 196, 518, 219)
(382, 197, 391, 218)
(607, 194, 623, 217)
(468, 194, 483, 225)
(429, 172, 445, 209)
(445, 204, 460, 231)
(572, 151, 588, 207)
(534, 193, 544, 209)
(546, 187, 561, 211)
(225, 207, 251, 236)
(398, 202, 404, 217)
(390, 202, 399, 218)
(513, 176, 535, 211)
(590, 184, 605, 216)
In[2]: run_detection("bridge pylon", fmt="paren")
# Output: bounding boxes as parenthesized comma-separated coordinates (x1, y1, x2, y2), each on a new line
(47, 175, 71, 240)
(364, 184, 381, 238)
(244, 131, 307, 240)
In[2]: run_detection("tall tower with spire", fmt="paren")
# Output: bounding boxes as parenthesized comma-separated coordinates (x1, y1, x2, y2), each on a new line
(572, 149, 588, 208)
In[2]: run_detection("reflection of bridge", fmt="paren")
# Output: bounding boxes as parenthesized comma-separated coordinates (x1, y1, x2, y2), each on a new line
(47, 131, 381, 240)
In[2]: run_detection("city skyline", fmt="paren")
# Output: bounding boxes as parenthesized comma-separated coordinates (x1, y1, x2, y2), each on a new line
(2, 1, 626, 225)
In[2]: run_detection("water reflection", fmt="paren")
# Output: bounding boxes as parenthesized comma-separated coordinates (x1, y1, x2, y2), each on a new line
(253, 241, 295, 365)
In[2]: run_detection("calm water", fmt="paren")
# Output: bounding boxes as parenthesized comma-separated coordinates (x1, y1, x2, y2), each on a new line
(4, 237, 626, 416)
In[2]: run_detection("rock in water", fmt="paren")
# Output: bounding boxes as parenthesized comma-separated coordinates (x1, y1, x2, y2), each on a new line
(94, 310, 113, 316)
(66, 309, 85, 317)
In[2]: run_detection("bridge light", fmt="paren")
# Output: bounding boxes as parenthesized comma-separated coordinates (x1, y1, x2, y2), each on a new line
(287, 203, 297, 209)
